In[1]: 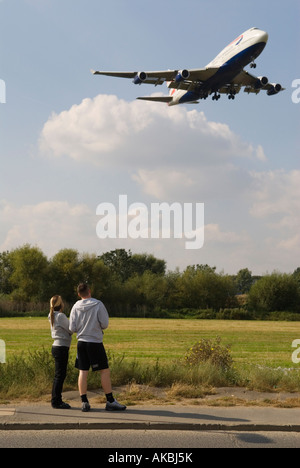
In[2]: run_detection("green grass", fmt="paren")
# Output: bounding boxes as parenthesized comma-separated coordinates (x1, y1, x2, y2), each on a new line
(1, 317, 300, 367)
(1, 317, 300, 401)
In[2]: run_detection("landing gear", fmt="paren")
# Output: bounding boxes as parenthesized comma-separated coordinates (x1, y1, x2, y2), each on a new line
(212, 92, 221, 101)
(250, 61, 257, 69)
(228, 89, 236, 100)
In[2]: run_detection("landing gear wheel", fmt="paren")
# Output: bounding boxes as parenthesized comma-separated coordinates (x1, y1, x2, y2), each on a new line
(228, 89, 236, 100)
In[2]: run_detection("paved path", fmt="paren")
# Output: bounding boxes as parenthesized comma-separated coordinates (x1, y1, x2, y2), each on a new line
(1, 402, 300, 432)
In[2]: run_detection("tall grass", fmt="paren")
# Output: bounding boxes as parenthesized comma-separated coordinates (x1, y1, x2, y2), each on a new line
(0, 349, 77, 400)
(1, 348, 300, 401)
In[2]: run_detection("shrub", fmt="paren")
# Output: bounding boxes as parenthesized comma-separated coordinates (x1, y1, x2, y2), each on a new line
(216, 308, 254, 320)
(184, 336, 233, 370)
(248, 273, 300, 313)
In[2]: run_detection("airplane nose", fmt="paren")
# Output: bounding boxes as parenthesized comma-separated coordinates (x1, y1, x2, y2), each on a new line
(260, 30, 269, 43)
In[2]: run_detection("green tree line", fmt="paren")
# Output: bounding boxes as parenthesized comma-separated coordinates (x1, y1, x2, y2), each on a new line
(0, 244, 300, 318)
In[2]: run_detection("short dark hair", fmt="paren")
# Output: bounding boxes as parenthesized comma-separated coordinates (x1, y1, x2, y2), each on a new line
(77, 283, 90, 297)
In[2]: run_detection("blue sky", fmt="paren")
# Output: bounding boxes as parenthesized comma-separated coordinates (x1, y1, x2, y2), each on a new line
(0, 0, 299, 275)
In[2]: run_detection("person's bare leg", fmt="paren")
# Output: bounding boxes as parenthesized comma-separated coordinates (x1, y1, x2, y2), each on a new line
(100, 368, 112, 394)
(78, 370, 89, 396)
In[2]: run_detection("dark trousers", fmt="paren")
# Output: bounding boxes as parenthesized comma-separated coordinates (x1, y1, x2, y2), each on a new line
(51, 346, 69, 406)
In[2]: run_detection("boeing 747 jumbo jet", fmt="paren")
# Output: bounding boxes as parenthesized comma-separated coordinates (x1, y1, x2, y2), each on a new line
(92, 28, 284, 106)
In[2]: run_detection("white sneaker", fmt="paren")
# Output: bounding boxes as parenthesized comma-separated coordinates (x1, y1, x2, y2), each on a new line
(105, 399, 127, 411)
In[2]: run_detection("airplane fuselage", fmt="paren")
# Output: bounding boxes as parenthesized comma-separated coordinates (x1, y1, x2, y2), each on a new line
(169, 28, 269, 105)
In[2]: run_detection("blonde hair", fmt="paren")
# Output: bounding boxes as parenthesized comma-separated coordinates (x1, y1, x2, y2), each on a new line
(49, 295, 64, 327)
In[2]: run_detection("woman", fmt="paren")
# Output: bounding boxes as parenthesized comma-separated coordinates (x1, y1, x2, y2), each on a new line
(49, 295, 72, 409)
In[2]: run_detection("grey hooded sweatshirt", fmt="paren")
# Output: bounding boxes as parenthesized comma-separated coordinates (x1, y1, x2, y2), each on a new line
(69, 298, 109, 343)
(48, 311, 72, 348)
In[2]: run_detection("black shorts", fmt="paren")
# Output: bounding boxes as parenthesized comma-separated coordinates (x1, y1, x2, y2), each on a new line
(75, 342, 109, 372)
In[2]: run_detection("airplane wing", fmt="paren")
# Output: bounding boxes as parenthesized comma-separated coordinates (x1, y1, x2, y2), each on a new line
(92, 69, 173, 86)
(92, 70, 171, 86)
(91, 67, 284, 102)
(91, 68, 219, 86)
(231, 70, 285, 95)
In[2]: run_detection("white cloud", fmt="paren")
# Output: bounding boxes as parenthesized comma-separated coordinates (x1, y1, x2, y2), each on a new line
(248, 169, 300, 263)
(132, 164, 252, 202)
(250, 169, 300, 228)
(34, 95, 299, 274)
(278, 234, 300, 251)
(39, 94, 266, 171)
(132, 169, 195, 200)
(205, 224, 249, 244)
(0, 200, 98, 256)
(255, 145, 268, 162)
(39, 93, 265, 208)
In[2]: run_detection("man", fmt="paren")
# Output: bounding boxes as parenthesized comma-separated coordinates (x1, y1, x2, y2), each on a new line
(69, 283, 126, 412)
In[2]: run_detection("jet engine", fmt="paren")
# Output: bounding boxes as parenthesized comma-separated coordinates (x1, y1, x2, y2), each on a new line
(255, 76, 269, 89)
(133, 72, 147, 85)
(267, 83, 282, 96)
(175, 69, 190, 83)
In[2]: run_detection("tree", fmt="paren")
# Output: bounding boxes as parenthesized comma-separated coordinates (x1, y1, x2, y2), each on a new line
(49, 249, 83, 302)
(78, 254, 111, 301)
(235, 268, 253, 294)
(99, 249, 166, 282)
(248, 272, 300, 312)
(293, 267, 300, 285)
(99, 249, 133, 282)
(126, 271, 167, 308)
(0, 251, 13, 295)
(177, 266, 236, 310)
(9, 244, 49, 302)
(131, 253, 166, 277)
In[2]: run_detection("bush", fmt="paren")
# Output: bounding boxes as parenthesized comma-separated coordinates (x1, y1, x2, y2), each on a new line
(267, 311, 300, 322)
(216, 308, 254, 320)
(248, 273, 300, 313)
(184, 336, 233, 370)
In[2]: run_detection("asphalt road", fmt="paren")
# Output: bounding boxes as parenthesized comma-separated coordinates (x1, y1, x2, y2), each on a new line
(1, 429, 300, 449)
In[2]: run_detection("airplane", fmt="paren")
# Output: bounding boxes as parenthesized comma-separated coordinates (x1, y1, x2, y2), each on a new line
(91, 28, 284, 107)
